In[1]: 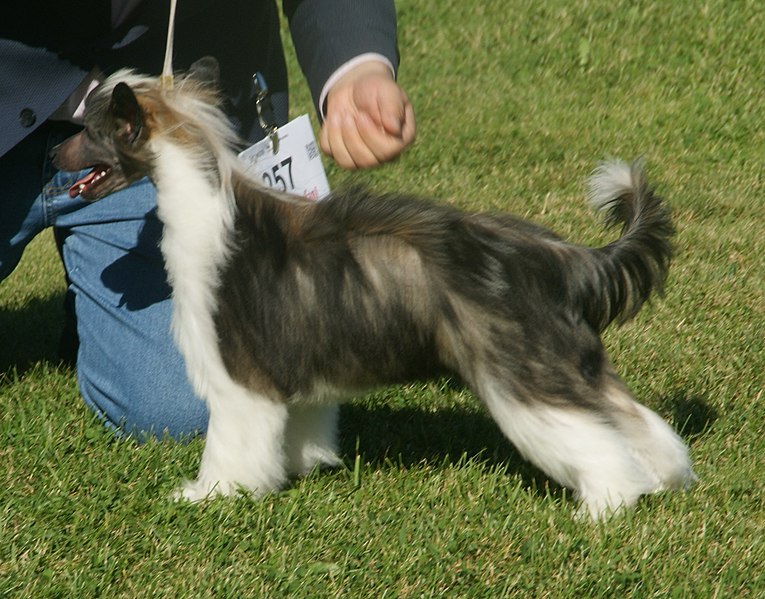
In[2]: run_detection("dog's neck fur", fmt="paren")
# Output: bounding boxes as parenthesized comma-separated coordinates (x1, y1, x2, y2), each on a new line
(149, 134, 237, 398)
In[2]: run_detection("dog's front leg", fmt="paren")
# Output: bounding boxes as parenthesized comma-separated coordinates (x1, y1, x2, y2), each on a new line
(174, 387, 288, 502)
(285, 404, 343, 476)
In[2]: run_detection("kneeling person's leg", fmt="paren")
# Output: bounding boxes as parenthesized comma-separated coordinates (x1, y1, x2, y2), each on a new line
(54, 175, 208, 439)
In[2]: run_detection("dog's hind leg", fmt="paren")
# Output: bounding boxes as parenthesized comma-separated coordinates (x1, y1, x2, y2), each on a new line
(284, 404, 343, 476)
(598, 375, 697, 495)
(174, 386, 288, 502)
(475, 372, 694, 520)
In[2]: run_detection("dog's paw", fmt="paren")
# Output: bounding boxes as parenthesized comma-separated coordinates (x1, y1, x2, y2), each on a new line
(288, 446, 343, 477)
(171, 478, 269, 503)
(575, 497, 628, 522)
(171, 479, 226, 503)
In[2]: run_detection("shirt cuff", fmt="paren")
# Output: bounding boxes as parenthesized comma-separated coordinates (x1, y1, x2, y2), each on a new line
(318, 53, 395, 119)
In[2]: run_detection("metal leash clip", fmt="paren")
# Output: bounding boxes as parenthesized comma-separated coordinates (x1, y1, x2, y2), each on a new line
(253, 72, 280, 154)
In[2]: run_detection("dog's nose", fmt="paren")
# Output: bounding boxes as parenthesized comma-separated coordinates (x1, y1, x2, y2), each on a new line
(49, 138, 72, 170)
(49, 126, 85, 163)
(49, 133, 78, 167)
(49, 142, 64, 166)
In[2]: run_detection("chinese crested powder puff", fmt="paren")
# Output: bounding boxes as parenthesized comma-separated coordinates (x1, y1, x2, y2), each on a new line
(52, 60, 696, 519)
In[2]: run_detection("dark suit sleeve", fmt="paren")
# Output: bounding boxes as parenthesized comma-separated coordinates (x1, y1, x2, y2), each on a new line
(0, 40, 89, 157)
(284, 0, 399, 118)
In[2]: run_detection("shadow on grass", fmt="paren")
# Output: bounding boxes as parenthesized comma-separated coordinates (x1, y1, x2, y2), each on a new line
(658, 390, 719, 444)
(337, 387, 717, 500)
(338, 401, 563, 500)
(0, 291, 69, 378)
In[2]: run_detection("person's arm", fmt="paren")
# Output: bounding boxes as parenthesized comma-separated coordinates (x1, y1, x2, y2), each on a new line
(284, 0, 415, 169)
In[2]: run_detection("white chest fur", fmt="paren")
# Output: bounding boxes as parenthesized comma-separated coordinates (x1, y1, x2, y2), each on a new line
(150, 140, 235, 399)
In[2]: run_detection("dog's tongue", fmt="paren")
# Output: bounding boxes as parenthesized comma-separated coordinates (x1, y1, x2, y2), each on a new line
(68, 166, 110, 198)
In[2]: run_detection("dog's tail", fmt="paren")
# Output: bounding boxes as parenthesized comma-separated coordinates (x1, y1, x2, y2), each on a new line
(573, 159, 674, 332)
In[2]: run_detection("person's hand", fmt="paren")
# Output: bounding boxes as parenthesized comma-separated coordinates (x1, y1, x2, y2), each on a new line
(320, 60, 416, 170)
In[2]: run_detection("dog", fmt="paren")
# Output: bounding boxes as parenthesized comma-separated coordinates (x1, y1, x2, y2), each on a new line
(52, 61, 696, 519)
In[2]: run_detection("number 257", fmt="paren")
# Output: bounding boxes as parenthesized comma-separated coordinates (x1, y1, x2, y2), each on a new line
(262, 157, 294, 191)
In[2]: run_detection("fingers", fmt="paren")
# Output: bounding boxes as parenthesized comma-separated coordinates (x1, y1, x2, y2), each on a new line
(365, 78, 409, 138)
(320, 112, 380, 170)
(356, 107, 415, 164)
(320, 84, 416, 170)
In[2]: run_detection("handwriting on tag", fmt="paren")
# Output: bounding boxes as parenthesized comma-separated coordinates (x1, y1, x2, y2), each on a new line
(238, 114, 330, 201)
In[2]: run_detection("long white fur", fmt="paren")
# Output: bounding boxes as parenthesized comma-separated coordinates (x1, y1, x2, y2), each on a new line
(479, 375, 694, 519)
(150, 139, 233, 399)
(102, 71, 345, 500)
(588, 159, 641, 212)
(284, 404, 342, 476)
(150, 138, 294, 500)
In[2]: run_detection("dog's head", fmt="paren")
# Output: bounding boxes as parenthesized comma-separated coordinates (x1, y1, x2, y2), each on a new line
(51, 57, 223, 201)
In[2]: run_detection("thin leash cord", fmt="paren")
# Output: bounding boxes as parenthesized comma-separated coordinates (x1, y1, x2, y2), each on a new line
(160, 0, 178, 89)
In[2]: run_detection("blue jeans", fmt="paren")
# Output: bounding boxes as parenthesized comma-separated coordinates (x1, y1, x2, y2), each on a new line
(1, 121, 208, 439)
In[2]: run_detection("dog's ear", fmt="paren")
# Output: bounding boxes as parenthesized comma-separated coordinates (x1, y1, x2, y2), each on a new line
(188, 56, 221, 88)
(110, 82, 144, 144)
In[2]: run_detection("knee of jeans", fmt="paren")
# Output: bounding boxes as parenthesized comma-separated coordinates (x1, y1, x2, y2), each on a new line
(78, 368, 209, 442)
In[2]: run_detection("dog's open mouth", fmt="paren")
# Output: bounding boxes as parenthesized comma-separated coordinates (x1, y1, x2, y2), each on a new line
(68, 165, 112, 198)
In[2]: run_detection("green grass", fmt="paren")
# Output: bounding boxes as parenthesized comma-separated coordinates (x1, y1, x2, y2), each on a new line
(2, 0, 764, 596)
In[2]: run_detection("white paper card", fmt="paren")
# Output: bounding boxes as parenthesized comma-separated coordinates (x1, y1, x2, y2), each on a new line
(238, 114, 330, 201)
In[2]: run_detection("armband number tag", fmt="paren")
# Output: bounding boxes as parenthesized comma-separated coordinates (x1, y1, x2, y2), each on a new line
(238, 114, 330, 201)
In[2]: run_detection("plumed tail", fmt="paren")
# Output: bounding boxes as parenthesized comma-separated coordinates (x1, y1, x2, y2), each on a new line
(576, 160, 675, 332)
